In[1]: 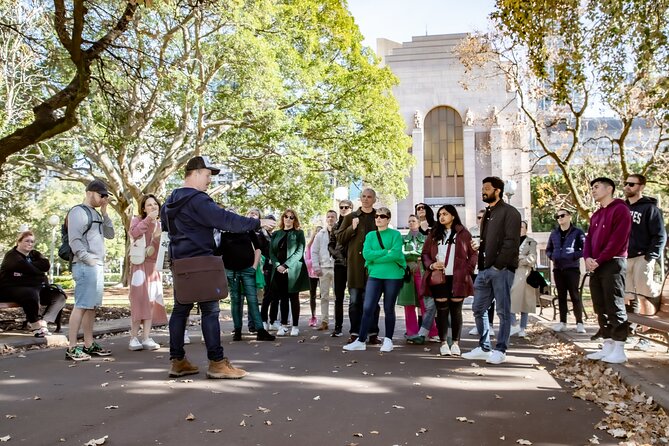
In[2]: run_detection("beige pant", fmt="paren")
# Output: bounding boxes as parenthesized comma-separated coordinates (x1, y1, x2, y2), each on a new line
(319, 267, 334, 321)
(625, 256, 660, 301)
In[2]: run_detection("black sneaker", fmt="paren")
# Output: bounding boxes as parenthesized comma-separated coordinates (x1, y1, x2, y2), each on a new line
(65, 346, 91, 361)
(331, 329, 343, 337)
(83, 342, 112, 356)
(590, 329, 603, 341)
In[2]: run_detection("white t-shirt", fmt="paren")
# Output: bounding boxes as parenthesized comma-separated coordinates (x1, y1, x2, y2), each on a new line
(437, 230, 457, 276)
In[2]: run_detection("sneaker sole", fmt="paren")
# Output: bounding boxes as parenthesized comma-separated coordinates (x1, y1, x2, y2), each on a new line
(168, 370, 199, 378)
(66, 355, 91, 361)
(129, 345, 144, 351)
(206, 371, 247, 379)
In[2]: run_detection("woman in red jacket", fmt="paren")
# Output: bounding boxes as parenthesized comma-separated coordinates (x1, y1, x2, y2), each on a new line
(422, 205, 477, 356)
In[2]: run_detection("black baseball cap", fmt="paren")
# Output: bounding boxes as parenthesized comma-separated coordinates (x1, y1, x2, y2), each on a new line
(590, 177, 616, 191)
(86, 179, 110, 197)
(185, 156, 221, 175)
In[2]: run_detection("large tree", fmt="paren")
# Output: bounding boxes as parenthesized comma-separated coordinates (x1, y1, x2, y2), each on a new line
(459, 0, 669, 220)
(0, 0, 145, 172)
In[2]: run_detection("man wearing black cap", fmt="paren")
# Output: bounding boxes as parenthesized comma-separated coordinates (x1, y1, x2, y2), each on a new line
(584, 177, 632, 364)
(161, 156, 276, 379)
(65, 179, 116, 361)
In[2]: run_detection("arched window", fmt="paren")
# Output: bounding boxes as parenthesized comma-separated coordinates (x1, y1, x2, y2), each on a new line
(423, 106, 464, 198)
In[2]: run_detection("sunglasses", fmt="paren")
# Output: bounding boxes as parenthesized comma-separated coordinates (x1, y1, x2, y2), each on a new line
(416, 206, 425, 211)
(555, 214, 568, 220)
(624, 182, 639, 187)
(375, 214, 390, 219)
(339, 206, 350, 210)
(283, 215, 295, 220)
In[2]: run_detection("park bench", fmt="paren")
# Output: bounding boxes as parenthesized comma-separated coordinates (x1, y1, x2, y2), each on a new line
(626, 274, 669, 352)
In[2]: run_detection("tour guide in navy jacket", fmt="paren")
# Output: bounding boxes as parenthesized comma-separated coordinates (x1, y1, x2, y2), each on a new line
(161, 156, 276, 380)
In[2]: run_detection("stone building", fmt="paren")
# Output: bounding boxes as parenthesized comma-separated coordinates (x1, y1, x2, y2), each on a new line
(376, 33, 531, 229)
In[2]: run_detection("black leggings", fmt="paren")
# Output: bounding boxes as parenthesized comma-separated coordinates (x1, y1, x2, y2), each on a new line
(309, 277, 319, 316)
(0, 286, 40, 323)
(279, 293, 300, 326)
(436, 299, 464, 342)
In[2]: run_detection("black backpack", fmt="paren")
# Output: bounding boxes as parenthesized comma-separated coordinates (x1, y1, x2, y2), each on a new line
(57, 205, 94, 261)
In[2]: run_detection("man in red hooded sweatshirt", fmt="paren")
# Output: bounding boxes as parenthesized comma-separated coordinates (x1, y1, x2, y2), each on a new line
(584, 177, 632, 364)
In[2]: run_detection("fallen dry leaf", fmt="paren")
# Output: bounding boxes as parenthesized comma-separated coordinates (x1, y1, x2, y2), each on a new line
(257, 406, 271, 413)
(425, 395, 433, 400)
(100, 383, 109, 388)
(239, 420, 246, 427)
(500, 436, 505, 440)
(353, 432, 363, 437)
(417, 427, 428, 434)
(547, 396, 556, 401)
(370, 430, 379, 434)
(264, 420, 272, 426)
(33, 396, 41, 400)
(494, 394, 503, 399)
(84, 435, 108, 445)
(588, 435, 600, 444)
(185, 413, 195, 421)
(516, 440, 532, 445)
(206, 429, 222, 433)
(313, 395, 321, 401)
(5, 415, 16, 419)
(607, 428, 627, 438)
(104, 405, 118, 410)
(392, 405, 405, 410)
(0, 436, 10, 442)
(286, 417, 293, 422)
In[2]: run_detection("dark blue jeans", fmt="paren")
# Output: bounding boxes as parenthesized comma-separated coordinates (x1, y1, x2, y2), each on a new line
(226, 268, 262, 330)
(349, 287, 379, 336)
(169, 299, 224, 361)
(472, 267, 514, 353)
(358, 278, 403, 342)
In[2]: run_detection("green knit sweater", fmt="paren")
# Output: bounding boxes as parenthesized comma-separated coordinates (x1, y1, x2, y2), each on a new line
(362, 228, 406, 279)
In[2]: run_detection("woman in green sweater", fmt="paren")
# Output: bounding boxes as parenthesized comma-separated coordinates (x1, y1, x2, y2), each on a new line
(343, 207, 406, 353)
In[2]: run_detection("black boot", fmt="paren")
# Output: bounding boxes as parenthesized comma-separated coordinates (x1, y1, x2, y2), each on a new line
(233, 328, 242, 341)
(256, 329, 276, 341)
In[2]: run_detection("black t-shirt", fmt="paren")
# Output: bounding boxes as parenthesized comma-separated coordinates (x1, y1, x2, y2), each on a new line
(218, 231, 260, 271)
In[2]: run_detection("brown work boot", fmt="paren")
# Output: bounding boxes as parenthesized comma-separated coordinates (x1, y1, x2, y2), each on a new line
(169, 357, 199, 377)
(317, 321, 329, 331)
(207, 357, 248, 379)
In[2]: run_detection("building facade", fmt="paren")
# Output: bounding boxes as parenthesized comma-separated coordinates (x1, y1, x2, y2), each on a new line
(377, 33, 531, 229)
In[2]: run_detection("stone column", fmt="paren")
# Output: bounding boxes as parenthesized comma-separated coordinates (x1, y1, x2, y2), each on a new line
(463, 127, 477, 227)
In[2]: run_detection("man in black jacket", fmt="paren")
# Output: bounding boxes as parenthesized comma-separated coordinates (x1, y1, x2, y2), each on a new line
(623, 174, 667, 351)
(328, 199, 352, 337)
(463, 176, 521, 365)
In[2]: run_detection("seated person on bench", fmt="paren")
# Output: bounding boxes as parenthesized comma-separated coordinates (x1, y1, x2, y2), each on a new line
(0, 231, 65, 337)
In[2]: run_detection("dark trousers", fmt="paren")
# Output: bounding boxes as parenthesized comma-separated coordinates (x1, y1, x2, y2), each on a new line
(333, 264, 347, 330)
(260, 284, 280, 324)
(309, 277, 319, 316)
(553, 268, 584, 324)
(0, 286, 40, 323)
(589, 258, 629, 341)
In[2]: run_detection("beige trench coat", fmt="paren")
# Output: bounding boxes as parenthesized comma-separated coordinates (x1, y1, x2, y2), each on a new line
(510, 236, 537, 314)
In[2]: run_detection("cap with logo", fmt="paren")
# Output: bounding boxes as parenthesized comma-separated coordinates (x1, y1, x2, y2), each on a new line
(86, 179, 110, 197)
(185, 156, 221, 175)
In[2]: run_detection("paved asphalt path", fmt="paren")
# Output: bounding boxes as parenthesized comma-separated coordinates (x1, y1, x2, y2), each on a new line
(0, 326, 618, 446)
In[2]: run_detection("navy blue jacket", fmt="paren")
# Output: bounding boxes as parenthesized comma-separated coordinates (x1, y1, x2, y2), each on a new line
(161, 188, 260, 259)
(546, 224, 585, 270)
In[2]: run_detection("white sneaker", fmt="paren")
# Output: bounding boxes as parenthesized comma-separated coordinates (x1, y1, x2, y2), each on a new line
(184, 330, 191, 345)
(439, 343, 451, 356)
(518, 329, 526, 338)
(380, 337, 394, 352)
(290, 327, 299, 336)
(576, 323, 586, 334)
(343, 340, 366, 351)
(509, 325, 521, 337)
(586, 339, 615, 360)
(462, 347, 491, 360)
(141, 338, 160, 351)
(486, 350, 507, 364)
(468, 326, 479, 336)
(128, 337, 143, 351)
(552, 322, 567, 332)
(428, 336, 441, 343)
(602, 341, 627, 364)
(270, 321, 281, 331)
(450, 343, 461, 356)
(277, 326, 288, 336)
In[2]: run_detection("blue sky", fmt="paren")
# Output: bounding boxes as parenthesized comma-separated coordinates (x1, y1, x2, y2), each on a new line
(347, 0, 495, 50)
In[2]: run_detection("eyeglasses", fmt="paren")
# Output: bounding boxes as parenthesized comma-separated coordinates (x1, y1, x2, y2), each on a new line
(624, 182, 640, 187)
(555, 214, 568, 220)
(416, 206, 425, 211)
(375, 214, 390, 219)
(283, 215, 295, 220)
(339, 206, 350, 210)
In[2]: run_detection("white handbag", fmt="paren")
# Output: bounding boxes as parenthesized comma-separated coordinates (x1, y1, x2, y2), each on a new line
(129, 234, 147, 265)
